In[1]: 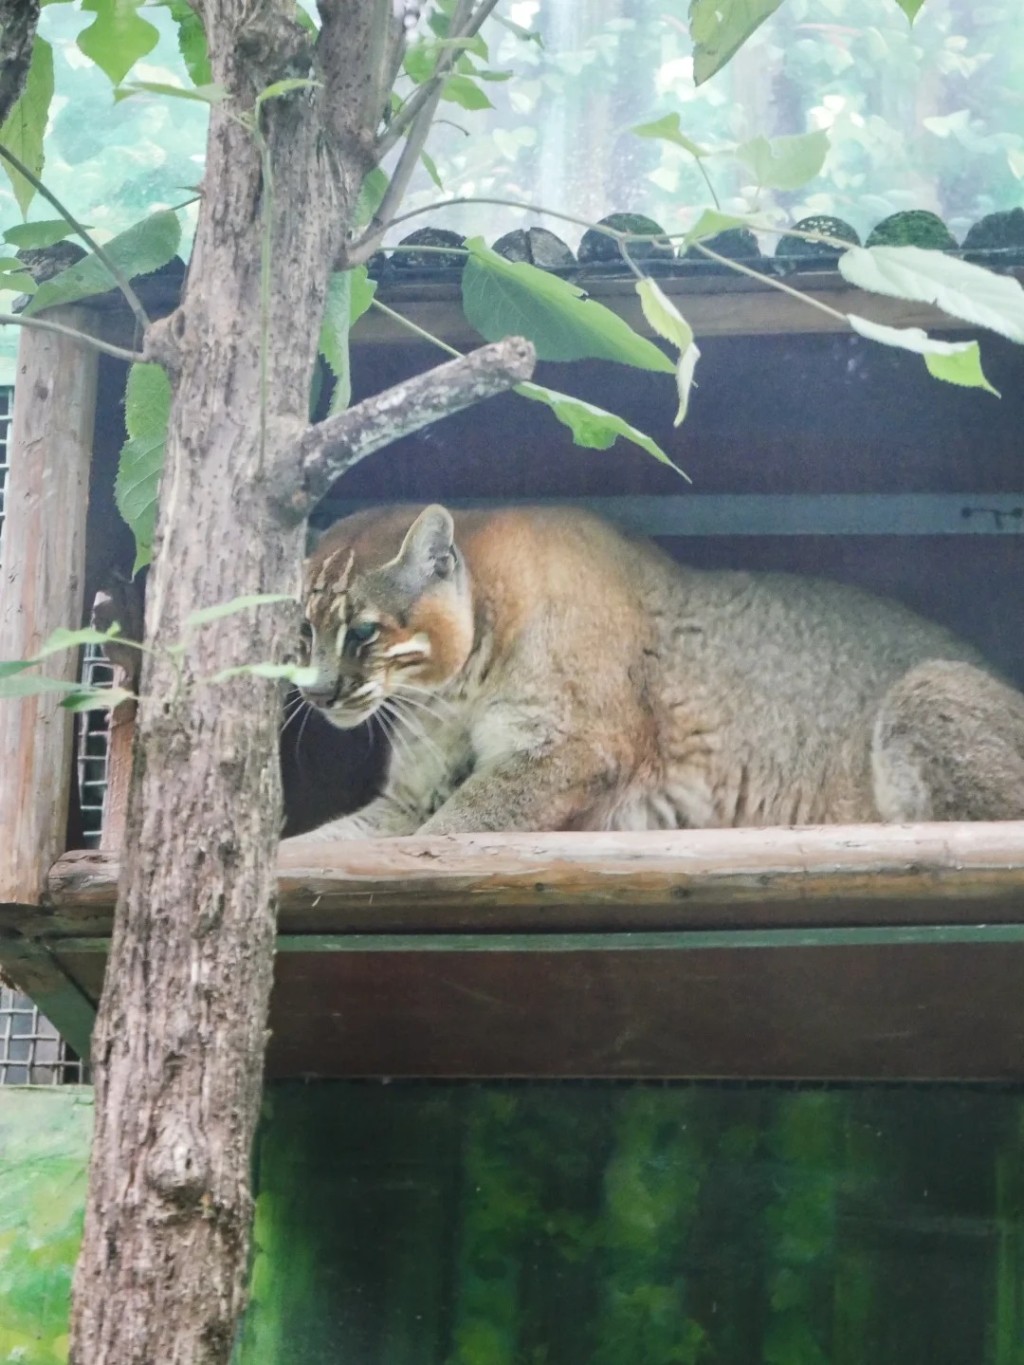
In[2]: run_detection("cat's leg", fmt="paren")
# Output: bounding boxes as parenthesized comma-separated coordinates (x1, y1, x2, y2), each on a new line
(871, 660, 1024, 821)
(283, 794, 423, 842)
(416, 745, 610, 834)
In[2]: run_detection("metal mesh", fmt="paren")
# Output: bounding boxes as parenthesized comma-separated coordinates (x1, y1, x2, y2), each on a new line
(0, 383, 94, 1084)
(77, 646, 113, 849)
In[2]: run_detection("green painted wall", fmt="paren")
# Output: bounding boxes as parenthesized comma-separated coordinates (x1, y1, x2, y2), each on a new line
(2, 1083, 1024, 1364)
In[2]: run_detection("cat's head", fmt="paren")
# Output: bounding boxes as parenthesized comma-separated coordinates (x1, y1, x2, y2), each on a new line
(298, 504, 473, 728)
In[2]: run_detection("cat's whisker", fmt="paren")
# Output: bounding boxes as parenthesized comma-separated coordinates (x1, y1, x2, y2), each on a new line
(389, 687, 455, 728)
(376, 704, 414, 768)
(281, 693, 311, 739)
(385, 698, 450, 770)
(392, 680, 458, 716)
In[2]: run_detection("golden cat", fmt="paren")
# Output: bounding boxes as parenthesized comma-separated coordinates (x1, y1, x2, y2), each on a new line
(290, 503, 1024, 837)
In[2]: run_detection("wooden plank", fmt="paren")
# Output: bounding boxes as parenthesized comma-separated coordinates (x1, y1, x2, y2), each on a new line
(0, 931, 97, 1058)
(0, 310, 99, 905)
(33, 822, 1024, 937)
(353, 272, 991, 347)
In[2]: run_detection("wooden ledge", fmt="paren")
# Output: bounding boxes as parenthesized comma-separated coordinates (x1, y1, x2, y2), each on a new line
(32, 821, 1024, 939)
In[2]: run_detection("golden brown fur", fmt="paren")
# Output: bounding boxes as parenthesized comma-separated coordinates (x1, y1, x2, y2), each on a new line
(289, 503, 1024, 838)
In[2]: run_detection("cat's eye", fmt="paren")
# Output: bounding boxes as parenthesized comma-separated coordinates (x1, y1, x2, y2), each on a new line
(347, 619, 379, 646)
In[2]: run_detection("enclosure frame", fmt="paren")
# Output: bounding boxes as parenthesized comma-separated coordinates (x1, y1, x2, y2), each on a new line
(1, 270, 1023, 1082)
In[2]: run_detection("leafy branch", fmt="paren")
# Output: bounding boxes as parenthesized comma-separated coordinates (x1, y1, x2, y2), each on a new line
(0, 142, 151, 333)
(0, 311, 146, 363)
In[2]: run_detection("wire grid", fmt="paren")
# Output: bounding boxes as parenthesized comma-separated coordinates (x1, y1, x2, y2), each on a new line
(0, 383, 93, 1084)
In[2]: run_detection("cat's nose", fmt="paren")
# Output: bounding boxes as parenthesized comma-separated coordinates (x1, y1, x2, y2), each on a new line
(300, 680, 339, 707)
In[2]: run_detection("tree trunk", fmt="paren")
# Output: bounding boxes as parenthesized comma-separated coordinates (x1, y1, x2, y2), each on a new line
(69, 12, 358, 1360)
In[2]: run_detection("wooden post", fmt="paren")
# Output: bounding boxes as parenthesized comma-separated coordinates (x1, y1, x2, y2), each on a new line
(0, 310, 99, 904)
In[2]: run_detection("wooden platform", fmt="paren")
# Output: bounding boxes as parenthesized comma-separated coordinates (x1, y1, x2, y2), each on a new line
(3, 823, 1024, 1082)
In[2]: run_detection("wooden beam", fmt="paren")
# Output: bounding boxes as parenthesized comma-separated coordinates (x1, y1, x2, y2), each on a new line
(0, 310, 99, 906)
(36, 822, 1024, 937)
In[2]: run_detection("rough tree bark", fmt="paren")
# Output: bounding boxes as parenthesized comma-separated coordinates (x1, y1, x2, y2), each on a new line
(0, 0, 40, 126)
(68, 3, 533, 1361)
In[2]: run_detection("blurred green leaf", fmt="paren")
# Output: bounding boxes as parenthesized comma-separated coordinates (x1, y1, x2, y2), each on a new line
(77, 0, 160, 86)
(116, 362, 171, 573)
(25, 209, 181, 315)
(186, 594, 293, 627)
(516, 381, 688, 476)
(463, 237, 674, 373)
(689, 0, 783, 85)
(0, 36, 54, 216)
(734, 131, 829, 190)
(632, 113, 706, 159)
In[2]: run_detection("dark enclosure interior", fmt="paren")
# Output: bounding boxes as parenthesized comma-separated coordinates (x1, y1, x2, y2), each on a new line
(81, 315, 1024, 840)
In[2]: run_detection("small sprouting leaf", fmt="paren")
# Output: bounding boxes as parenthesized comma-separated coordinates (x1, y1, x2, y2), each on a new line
(441, 75, 492, 110)
(0, 673, 88, 700)
(255, 77, 321, 108)
(4, 218, 83, 249)
(25, 209, 181, 315)
(516, 382, 689, 478)
(631, 114, 706, 159)
(186, 594, 294, 628)
(734, 131, 829, 191)
(34, 624, 123, 659)
(848, 315, 1000, 394)
(116, 362, 172, 574)
(689, 0, 784, 85)
(462, 238, 674, 373)
(60, 686, 135, 712)
(421, 150, 444, 190)
(839, 246, 1024, 344)
(77, 0, 160, 86)
(115, 80, 225, 105)
(636, 279, 701, 426)
(210, 662, 318, 686)
(893, 0, 927, 19)
(0, 36, 54, 217)
(684, 209, 760, 245)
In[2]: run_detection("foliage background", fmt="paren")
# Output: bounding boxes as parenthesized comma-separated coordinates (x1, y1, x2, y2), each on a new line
(1, 0, 1022, 384)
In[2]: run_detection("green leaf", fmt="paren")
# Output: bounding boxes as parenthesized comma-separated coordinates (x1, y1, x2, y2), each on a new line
(462, 238, 674, 373)
(847, 315, 999, 394)
(683, 208, 760, 245)
(25, 209, 181, 315)
(77, 0, 160, 86)
(355, 167, 388, 229)
(631, 114, 706, 159)
(319, 267, 375, 415)
(115, 362, 171, 573)
(0, 659, 33, 680)
(636, 279, 701, 426)
(516, 382, 689, 478)
(0, 37, 54, 217)
(442, 75, 492, 111)
(159, 0, 213, 86)
(689, 0, 783, 85)
(210, 663, 318, 686)
(60, 686, 135, 712)
(33, 624, 122, 659)
(734, 131, 829, 191)
(115, 80, 225, 105)
(0, 266, 36, 294)
(4, 218, 83, 249)
(0, 673, 88, 700)
(421, 150, 444, 191)
(838, 247, 1024, 344)
(186, 594, 294, 628)
(893, 0, 927, 18)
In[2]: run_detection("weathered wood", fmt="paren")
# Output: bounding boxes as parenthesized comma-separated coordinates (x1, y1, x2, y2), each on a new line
(48, 927, 1024, 1081)
(0, 310, 99, 905)
(352, 271, 991, 348)
(38, 822, 1024, 935)
(99, 699, 136, 853)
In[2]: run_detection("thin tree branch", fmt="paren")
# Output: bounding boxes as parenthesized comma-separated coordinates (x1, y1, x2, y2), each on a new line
(0, 312, 148, 362)
(0, 0, 40, 126)
(0, 144, 151, 334)
(378, 0, 499, 158)
(278, 335, 536, 519)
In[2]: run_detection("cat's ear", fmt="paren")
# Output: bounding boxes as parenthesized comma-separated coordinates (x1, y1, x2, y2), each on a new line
(398, 505, 456, 584)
